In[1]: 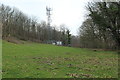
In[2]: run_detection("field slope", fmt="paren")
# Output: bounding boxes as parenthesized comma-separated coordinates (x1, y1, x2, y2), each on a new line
(2, 41, 118, 78)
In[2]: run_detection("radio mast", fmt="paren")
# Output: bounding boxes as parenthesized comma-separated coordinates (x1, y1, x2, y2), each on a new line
(46, 6, 52, 41)
(46, 6, 52, 28)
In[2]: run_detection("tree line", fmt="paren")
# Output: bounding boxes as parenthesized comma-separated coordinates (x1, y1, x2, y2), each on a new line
(0, 4, 71, 46)
(1, 2, 119, 50)
(78, 1, 120, 50)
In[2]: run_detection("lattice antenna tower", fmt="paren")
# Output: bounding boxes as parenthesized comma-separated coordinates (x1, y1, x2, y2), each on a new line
(46, 6, 52, 28)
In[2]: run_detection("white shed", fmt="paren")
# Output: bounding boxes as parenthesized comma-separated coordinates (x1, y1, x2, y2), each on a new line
(56, 41, 62, 45)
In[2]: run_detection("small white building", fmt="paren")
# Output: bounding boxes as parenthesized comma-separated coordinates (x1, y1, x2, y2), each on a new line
(52, 41, 62, 46)
(56, 41, 62, 45)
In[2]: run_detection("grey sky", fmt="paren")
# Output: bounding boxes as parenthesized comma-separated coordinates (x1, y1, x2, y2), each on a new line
(0, 0, 90, 35)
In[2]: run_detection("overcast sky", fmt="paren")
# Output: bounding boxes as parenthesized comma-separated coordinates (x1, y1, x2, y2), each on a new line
(0, 0, 90, 35)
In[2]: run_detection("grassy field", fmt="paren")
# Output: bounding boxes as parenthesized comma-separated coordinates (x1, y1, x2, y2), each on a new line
(2, 40, 118, 78)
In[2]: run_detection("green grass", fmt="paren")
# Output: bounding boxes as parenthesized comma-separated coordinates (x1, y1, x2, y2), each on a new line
(2, 40, 118, 78)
